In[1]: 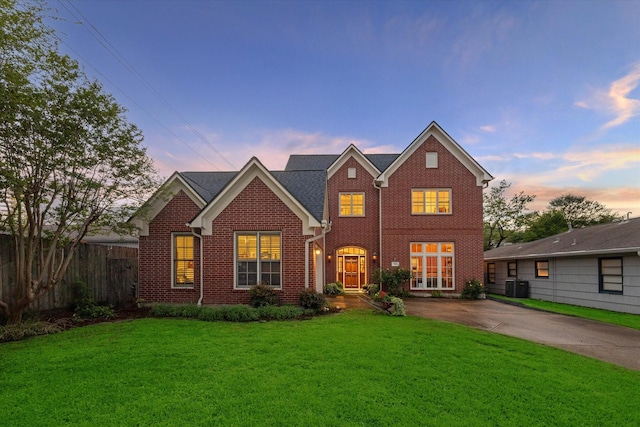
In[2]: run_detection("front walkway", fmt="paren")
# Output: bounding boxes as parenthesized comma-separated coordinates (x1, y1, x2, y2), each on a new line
(328, 295, 640, 371)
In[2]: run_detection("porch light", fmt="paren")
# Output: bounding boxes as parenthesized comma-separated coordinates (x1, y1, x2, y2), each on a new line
(372, 252, 377, 263)
(315, 248, 321, 255)
(327, 251, 332, 262)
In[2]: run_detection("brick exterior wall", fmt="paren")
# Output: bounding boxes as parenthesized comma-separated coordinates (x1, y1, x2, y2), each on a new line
(204, 177, 309, 305)
(139, 190, 202, 304)
(380, 134, 484, 294)
(325, 156, 381, 284)
(139, 178, 312, 306)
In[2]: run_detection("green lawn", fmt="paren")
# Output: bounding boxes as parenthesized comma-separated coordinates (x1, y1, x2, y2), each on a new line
(1, 311, 639, 426)
(489, 294, 640, 331)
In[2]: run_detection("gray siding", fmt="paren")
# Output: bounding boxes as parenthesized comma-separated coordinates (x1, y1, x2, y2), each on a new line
(485, 253, 640, 315)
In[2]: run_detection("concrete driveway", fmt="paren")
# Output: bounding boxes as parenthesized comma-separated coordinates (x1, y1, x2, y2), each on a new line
(403, 298, 640, 371)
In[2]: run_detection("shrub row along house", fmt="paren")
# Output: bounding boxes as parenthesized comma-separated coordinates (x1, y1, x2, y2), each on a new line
(484, 217, 640, 315)
(131, 122, 493, 305)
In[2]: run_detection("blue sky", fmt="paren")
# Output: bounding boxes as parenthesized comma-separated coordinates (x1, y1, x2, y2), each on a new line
(48, 0, 640, 216)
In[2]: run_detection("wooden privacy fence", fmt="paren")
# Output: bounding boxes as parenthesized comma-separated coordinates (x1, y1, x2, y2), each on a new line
(0, 234, 138, 312)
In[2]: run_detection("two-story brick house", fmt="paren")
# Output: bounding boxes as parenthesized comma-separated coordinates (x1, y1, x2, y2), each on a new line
(132, 122, 493, 305)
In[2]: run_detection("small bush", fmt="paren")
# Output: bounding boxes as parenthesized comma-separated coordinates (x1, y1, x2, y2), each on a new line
(431, 290, 443, 298)
(0, 319, 67, 342)
(324, 281, 345, 295)
(249, 284, 281, 307)
(299, 289, 327, 311)
(257, 305, 304, 320)
(150, 303, 308, 322)
(461, 279, 486, 299)
(387, 296, 406, 316)
(363, 283, 379, 296)
(72, 281, 114, 319)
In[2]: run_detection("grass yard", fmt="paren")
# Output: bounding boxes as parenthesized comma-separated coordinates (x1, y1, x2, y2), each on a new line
(489, 294, 640, 331)
(1, 310, 639, 426)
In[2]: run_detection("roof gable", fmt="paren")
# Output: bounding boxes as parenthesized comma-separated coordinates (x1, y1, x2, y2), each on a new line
(189, 158, 322, 235)
(130, 172, 207, 236)
(375, 121, 493, 187)
(327, 144, 380, 179)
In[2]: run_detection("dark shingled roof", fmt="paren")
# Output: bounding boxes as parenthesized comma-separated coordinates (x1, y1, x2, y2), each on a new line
(285, 153, 399, 172)
(272, 170, 326, 221)
(485, 217, 640, 260)
(179, 171, 238, 202)
(179, 170, 326, 221)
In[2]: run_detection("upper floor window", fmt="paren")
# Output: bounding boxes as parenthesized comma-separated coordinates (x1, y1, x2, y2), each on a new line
(173, 234, 194, 288)
(411, 189, 451, 215)
(599, 258, 622, 294)
(236, 232, 281, 288)
(339, 192, 364, 216)
(535, 260, 549, 278)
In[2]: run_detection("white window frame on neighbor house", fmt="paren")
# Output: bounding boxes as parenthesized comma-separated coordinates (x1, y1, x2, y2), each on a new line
(235, 232, 282, 289)
(411, 189, 451, 215)
(339, 192, 365, 217)
(535, 260, 549, 278)
(410, 242, 454, 290)
(508, 261, 517, 277)
(599, 257, 623, 294)
(172, 233, 195, 288)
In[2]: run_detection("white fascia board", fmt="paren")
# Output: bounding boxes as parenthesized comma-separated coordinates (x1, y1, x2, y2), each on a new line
(376, 122, 494, 187)
(484, 247, 640, 261)
(132, 172, 207, 236)
(327, 144, 380, 180)
(190, 158, 321, 236)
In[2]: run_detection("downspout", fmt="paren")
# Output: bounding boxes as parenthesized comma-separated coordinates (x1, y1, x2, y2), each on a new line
(191, 227, 204, 306)
(374, 179, 383, 270)
(304, 220, 331, 290)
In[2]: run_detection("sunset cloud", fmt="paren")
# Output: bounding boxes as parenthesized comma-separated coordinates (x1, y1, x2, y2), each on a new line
(575, 62, 640, 130)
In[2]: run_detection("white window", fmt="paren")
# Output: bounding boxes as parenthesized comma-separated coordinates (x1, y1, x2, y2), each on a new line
(426, 152, 438, 168)
(411, 189, 451, 214)
(339, 192, 364, 216)
(236, 232, 281, 288)
(599, 258, 622, 294)
(410, 243, 454, 290)
(173, 234, 194, 288)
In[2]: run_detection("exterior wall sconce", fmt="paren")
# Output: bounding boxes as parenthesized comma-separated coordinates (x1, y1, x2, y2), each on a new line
(327, 251, 332, 262)
(372, 252, 377, 263)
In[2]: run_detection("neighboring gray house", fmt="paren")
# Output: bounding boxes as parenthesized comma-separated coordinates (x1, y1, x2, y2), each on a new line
(484, 217, 640, 315)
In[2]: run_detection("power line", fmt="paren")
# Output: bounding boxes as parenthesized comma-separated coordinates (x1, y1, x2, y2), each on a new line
(57, 0, 236, 170)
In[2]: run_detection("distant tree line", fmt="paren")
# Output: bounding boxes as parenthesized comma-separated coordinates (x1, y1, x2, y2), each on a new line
(483, 180, 619, 250)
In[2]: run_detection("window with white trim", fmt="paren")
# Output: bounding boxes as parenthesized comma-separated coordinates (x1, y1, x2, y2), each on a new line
(487, 263, 496, 284)
(508, 261, 517, 277)
(411, 189, 451, 214)
(173, 234, 194, 287)
(410, 242, 454, 289)
(236, 232, 281, 288)
(599, 258, 622, 294)
(339, 192, 364, 216)
(535, 260, 549, 278)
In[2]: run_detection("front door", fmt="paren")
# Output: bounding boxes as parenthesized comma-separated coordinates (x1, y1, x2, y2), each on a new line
(343, 256, 359, 289)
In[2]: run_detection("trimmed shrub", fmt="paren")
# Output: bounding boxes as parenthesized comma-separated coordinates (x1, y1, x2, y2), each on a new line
(72, 281, 115, 319)
(324, 281, 344, 295)
(299, 289, 327, 311)
(150, 303, 307, 322)
(363, 283, 379, 296)
(249, 284, 281, 307)
(387, 296, 406, 316)
(461, 279, 486, 299)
